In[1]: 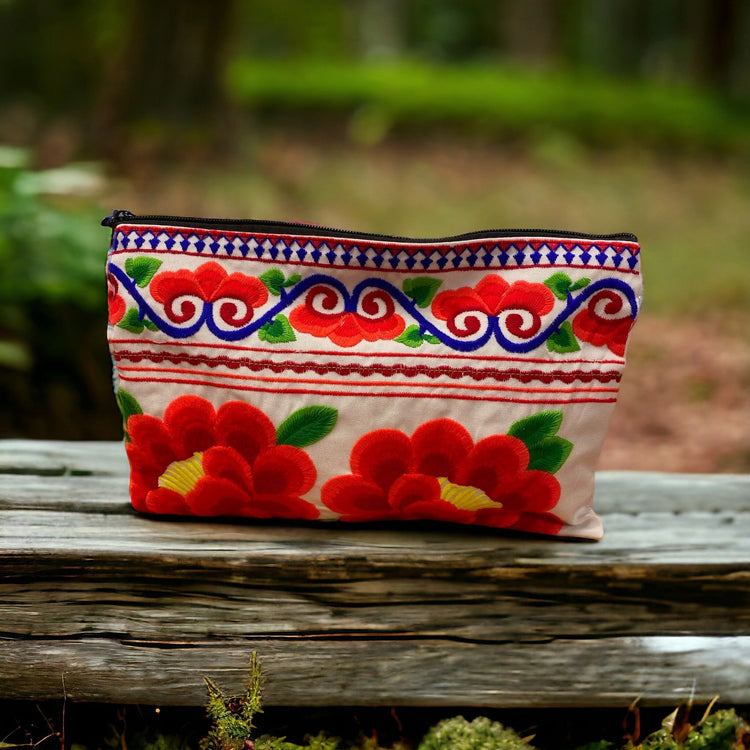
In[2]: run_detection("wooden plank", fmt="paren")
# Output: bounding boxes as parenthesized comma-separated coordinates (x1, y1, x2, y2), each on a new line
(1, 504, 749, 705)
(1, 545, 748, 642)
(1, 441, 749, 707)
(1, 503, 749, 564)
(0, 440, 127, 476)
(0, 474, 129, 512)
(594, 471, 750, 514)
(1, 637, 748, 707)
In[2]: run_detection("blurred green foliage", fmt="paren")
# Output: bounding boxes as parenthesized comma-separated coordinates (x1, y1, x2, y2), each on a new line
(0, 151, 104, 319)
(0, 148, 113, 437)
(228, 59, 750, 152)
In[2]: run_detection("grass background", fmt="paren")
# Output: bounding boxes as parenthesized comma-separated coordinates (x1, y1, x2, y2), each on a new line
(227, 59, 750, 154)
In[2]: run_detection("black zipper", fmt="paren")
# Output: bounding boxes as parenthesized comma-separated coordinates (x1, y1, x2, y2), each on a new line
(102, 209, 637, 243)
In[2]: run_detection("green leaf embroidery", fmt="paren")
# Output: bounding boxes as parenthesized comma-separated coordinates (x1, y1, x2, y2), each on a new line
(403, 277, 443, 308)
(507, 410, 564, 448)
(115, 388, 142, 440)
(547, 321, 581, 354)
(258, 314, 296, 344)
(116, 388, 142, 421)
(260, 268, 301, 296)
(543, 272, 573, 301)
(423, 333, 440, 345)
(124, 257, 162, 288)
(527, 436, 574, 474)
(281, 273, 302, 288)
(569, 277, 591, 292)
(116, 307, 154, 334)
(276, 405, 338, 448)
(259, 268, 286, 296)
(394, 324, 426, 348)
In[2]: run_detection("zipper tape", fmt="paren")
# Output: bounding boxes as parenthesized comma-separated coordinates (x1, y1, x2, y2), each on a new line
(102, 209, 638, 244)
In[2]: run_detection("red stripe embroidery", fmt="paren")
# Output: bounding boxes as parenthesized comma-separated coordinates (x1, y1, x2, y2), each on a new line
(109, 338, 627, 366)
(117, 372, 618, 404)
(113, 350, 622, 384)
(116, 364, 621, 395)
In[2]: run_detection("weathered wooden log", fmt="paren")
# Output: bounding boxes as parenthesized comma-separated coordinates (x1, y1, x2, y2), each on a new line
(1, 440, 748, 707)
(2, 638, 749, 707)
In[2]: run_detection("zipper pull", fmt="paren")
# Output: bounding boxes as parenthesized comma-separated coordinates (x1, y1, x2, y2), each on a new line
(101, 209, 135, 228)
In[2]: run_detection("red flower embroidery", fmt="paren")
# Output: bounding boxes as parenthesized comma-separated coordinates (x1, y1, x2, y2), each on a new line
(126, 395, 319, 519)
(321, 418, 562, 533)
(431, 275, 554, 338)
(572, 289, 634, 357)
(150, 262, 268, 327)
(289, 286, 405, 347)
(108, 274, 126, 325)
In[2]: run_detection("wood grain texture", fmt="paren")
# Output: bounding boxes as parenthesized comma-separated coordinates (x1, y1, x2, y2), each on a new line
(1, 440, 749, 707)
(0, 440, 127, 476)
(2, 637, 749, 707)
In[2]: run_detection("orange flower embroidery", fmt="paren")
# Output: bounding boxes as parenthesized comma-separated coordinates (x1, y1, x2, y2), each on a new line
(289, 285, 405, 347)
(150, 261, 268, 326)
(431, 275, 554, 338)
(107, 274, 126, 325)
(572, 289, 634, 356)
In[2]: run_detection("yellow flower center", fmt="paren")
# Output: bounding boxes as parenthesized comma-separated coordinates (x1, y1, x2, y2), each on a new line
(437, 477, 502, 511)
(158, 452, 205, 496)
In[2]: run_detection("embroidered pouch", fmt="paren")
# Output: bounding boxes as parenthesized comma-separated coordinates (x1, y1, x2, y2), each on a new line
(104, 210, 642, 540)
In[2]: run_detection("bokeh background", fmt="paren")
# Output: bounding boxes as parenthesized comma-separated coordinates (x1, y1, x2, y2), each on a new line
(0, 0, 748, 472)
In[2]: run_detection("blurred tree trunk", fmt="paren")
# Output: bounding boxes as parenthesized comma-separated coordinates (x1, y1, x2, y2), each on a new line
(96, 0, 237, 160)
(727, 2, 750, 98)
(496, 0, 559, 66)
(686, 0, 738, 91)
(556, 0, 646, 76)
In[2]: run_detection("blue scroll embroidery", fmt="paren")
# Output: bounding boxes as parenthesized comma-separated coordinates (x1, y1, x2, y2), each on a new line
(108, 264, 638, 354)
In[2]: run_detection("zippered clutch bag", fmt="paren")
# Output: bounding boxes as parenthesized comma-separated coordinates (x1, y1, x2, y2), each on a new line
(104, 210, 642, 540)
